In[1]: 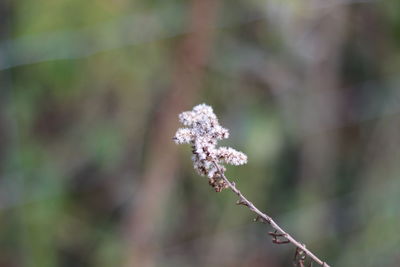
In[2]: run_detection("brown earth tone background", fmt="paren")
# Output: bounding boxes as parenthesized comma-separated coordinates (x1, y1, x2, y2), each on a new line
(1, 0, 400, 266)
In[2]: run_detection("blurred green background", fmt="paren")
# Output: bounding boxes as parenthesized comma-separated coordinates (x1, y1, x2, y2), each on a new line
(1, 0, 400, 266)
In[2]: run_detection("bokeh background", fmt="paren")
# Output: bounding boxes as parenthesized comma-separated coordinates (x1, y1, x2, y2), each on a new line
(1, 0, 400, 266)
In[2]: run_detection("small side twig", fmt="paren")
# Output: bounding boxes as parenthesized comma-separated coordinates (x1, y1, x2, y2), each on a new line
(269, 230, 290, 244)
(211, 161, 330, 267)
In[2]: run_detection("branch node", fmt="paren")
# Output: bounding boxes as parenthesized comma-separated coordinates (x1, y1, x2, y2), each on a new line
(270, 230, 290, 245)
(253, 215, 267, 223)
(293, 247, 307, 267)
(236, 198, 248, 207)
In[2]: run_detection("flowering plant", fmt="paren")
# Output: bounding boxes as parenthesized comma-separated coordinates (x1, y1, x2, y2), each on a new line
(174, 104, 330, 267)
(174, 104, 247, 192)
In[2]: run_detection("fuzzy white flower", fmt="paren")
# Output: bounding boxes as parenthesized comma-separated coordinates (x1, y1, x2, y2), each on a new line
(174, 128, 194, 144)
(174, 103, 247, 192)
(216, 147, 248, 166)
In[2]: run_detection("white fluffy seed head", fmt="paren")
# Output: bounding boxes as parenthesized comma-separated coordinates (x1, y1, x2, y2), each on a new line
(216, 147, 247, 165)
(174, 104, 248, 191)
(174, 128, 194, 144)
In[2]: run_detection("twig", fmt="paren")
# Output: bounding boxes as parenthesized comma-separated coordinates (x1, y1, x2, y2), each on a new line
(211, 161, 330, 267)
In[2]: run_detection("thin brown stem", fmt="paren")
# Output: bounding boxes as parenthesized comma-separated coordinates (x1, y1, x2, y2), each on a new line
(212, 161, 330, 267)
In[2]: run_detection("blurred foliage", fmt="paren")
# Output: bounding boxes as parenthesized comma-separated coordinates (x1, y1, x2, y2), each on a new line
(1, 0, 400, 266)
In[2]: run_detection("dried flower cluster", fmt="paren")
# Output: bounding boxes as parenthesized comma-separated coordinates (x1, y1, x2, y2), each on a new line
(174, 104, 247, 192)
(174, 104, 330, 267)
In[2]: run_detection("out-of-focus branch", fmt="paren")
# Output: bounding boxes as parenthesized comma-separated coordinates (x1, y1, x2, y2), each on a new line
(124, 1, 220, 267)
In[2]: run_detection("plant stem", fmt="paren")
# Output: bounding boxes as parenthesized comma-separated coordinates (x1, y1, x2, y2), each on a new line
(212, 161, 330, 267)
